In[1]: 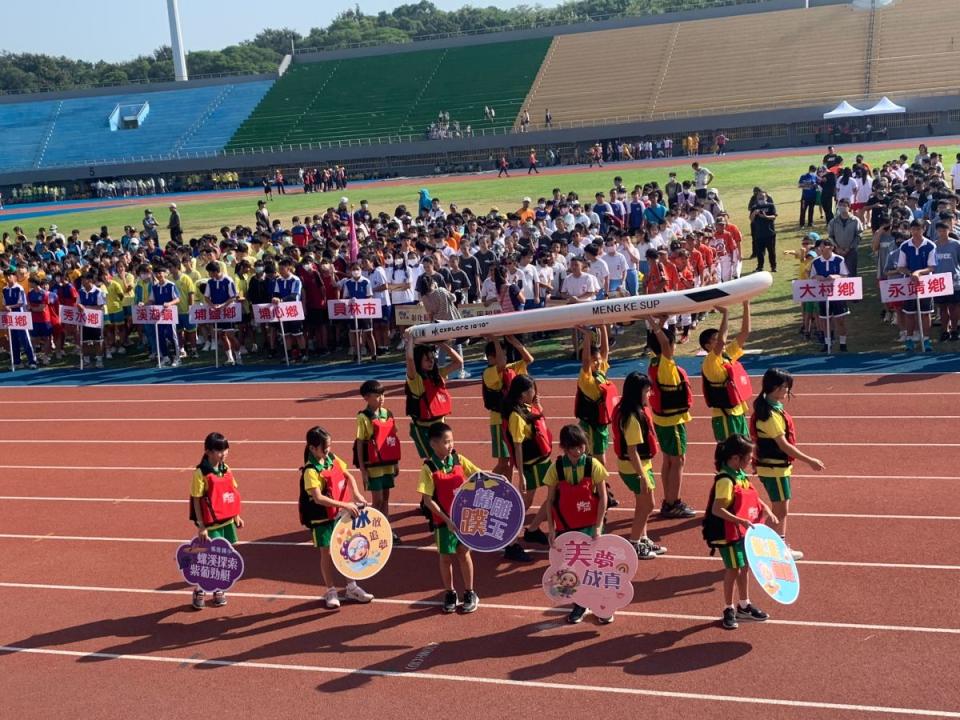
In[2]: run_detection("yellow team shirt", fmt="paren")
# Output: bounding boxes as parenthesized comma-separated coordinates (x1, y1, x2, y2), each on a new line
(507, 403, 548, 465)
(105, 278, 125, 315)
(577, 359, 610, 403)
(406, 366, 453, 427)
(302, 453, 349, 494)
(799, 255, 815, 280)
(651, 355, 692, 427)
(543, 454, 608, 487)
(702, 340, 748, 418)
(755, 412, 790, 478)
(355, 408, 398, 480)
(174, 273, 196, 315)
(190, 462, 238, 531)
(712, 467, 751, 545)
(616, 414, 654, 477)
(116, 272, 136, 307)
(417, 452, 481, 496)
(483, 360, 527, 426)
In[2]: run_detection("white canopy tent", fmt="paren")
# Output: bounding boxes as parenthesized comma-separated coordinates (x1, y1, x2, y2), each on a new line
(823, 101, 865, 119)
(864, 96, 906, 115)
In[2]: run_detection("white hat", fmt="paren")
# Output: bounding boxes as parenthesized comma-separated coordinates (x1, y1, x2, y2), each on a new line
(169, 203, 177, 209)
(49, 224, 58, 231)
(340, 196, 349, 205)
(522, 196, 531, 203)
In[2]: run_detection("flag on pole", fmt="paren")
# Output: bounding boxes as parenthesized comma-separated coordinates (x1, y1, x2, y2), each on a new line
(348, 211, 359, 263)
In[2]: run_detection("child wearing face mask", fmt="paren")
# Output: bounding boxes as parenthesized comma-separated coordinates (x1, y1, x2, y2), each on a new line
(341, 261, 378, 361)
(387, 253, 415, 350)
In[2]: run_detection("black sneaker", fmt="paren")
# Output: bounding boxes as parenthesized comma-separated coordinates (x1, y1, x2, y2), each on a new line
(821, 344, 829, 353)
(503, 542, 534, 563)
(441, 590, 458, 614)
(644, 537, 667, 555)
(523, 528, 549, 546)
(567, 604, 587, 624)
(951, 331, 959, 342)
(722, 607, 738, 630)
(839, 343, 848, 352)
(736, 603, 769, 622)
(606, 484, 619, 508)
(633, 541, 655, 560)
(597, 615, 615, 625)
(940, 331, 950, 342)
(461, 590, 479, 614)
(660, 500, 696, 519)
(392, 532, 402, 545)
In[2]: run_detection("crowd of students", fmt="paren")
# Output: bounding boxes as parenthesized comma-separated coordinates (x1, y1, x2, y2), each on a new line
(190, 311, 824, 629)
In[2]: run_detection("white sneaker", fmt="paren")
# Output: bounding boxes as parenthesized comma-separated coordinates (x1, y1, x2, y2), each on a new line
(225, 353, 236, 366)
(160, 357, 171, 367)
(95, 357, 103, 368)
(171, 358, 181, 368)
(324, 588, 341, 609)
(179, 348, 187, 358)
(116, 346, 126, 355)
(250, 343, 259, 353)
(202, 341, 212, 352)
(235, 352, 243, 365)
(787, 546, 804, 560)
(345, 583, 374, 603)
(105, 351, 113, 360)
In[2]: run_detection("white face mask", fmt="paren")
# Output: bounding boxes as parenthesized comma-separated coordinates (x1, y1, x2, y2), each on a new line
(351, 270, 362, 279)
(140, 274, 150, 281)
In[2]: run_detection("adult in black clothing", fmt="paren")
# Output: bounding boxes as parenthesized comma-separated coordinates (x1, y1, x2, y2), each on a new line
(819, 167, 837, 223)
(748, 190, 778, 272)
(474, 234, 498, 281)
(457, 245, 481, 302)
(167, 204, 182, 244)
(822, 146, 843, 170)
(446, 255, 471, 305)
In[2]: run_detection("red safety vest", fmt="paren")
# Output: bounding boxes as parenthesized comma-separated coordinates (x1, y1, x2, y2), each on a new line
(406, 374, 452, 422)
(648, 357, 693, 418)
(190, 466, 241, 527)
(298, 455, 352, 526)
(503, 404, 553, 465)
(750, 406, 797, 468)
(425, 452, 467, 525)
(702, 354, 752, 410)
(725, 479, 762, 543)
(551, 456, 598, 532)
(353, 408, 401, 468)
(481, 366, 517, 412)
(611, 405, 659, 462)
(574, 373, 619, 426)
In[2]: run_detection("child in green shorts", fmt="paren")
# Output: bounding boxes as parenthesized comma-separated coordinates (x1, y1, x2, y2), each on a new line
(706, 434, 778, 631)
(189, 432, 244, 610)
(418, 422, 482, 614)
(354, 379, 402, 544)
(404, 330, 462, 459)
(503, 374, 551, 557)
(611, 372, 667, 560)
(482, 335, 533, 480)
(699, 302, 751, 442)
(544, 425, 609, 625)
(751, 368, 824, 561)
(298, 426, 374, 609)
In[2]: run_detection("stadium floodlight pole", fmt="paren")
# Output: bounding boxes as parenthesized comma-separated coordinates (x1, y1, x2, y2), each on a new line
(167, 0, 189, 82)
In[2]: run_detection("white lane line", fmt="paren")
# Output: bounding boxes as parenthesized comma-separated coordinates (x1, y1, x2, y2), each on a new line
(1, 581, 958, 636)
(0, 496, 958, 522)
(0, 645, 956, 717)
(0, 465, 954, 481)
(0, 533, 957, 570)
(0, 438, 952, 448)
(0, 414, 954, 422)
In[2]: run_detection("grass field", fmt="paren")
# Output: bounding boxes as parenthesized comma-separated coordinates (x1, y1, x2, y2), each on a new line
(4, 139, 958, 363)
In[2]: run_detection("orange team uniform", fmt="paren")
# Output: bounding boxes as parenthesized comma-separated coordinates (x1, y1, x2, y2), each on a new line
(672, 261, 696, 289)
(688, 249, 706, 279)
(719, 224, 744, 257)
(645, 259, 679, 294)
(698, 242, 716, 269)
(517, 207, 535, 222)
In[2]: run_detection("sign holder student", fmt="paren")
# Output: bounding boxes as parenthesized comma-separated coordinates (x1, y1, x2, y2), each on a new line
(189, 303, 241, 368)
(0, 312, 33, 372)
(792, 277, 862, 355)
(134, 305, 179, 368)
(59, 306, 104, 371)
(327, 298, 382, 364)
(252, 301, 304, 367)
(880, 272, 955, 354)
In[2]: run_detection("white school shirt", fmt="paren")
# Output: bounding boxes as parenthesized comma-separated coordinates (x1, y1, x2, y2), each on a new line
(561, 272, 600, 299)
(601, 251, 628, 282)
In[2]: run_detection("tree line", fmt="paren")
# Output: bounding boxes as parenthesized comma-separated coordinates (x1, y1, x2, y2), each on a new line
(0, 0, 751, 94)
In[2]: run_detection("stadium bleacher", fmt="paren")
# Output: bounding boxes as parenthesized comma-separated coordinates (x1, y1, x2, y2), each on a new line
(226, 38, 551, 150)
(0, 80, 273, 171)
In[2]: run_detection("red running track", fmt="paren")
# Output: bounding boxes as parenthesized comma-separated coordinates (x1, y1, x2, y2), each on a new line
(1, 375, 959, 718)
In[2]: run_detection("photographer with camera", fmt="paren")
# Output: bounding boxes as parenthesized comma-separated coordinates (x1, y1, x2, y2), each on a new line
(748, 188, 778, 273)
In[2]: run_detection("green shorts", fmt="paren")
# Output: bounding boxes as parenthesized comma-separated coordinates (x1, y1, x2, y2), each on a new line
(310, 520, 336, 549)
(579, 421, 610, 456)
(568, 525, 600, 538)
(760, 475, 792, 502)
(207, 520, 238, 544)
(106, 311, 126, 326)
(802, 301, 818, 314)
(522, 459, 552, 491)
(490, 424, 510, 459)
(719, 539, 747, 569)
(409, 422, 435, 460)
(364, 473, 395, 492)
(435, 525, 461, 555)
(712, 413, 749, 442)
(621, 467, 656, 494)
(654, 423, 687, 457)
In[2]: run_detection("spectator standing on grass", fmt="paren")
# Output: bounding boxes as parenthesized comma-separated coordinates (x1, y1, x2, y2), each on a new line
(818, 165, 837, 223)
(748, 190, 777, 273)
(692, 162, 714, 200)
(167, 204, 182, 245)
(896, 219, 937, 352)
(827, 200, 863, 277)
(797, 165, 819, 228)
